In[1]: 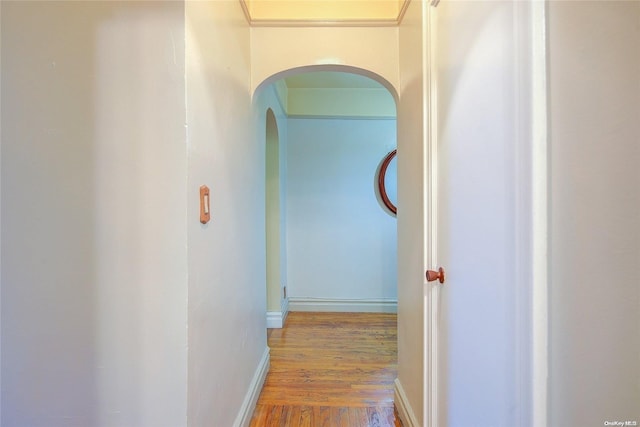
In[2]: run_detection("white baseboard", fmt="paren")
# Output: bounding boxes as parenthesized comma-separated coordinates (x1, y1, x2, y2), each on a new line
(266, 298, 290, 328)
(233, 347, 270, 427)
(266, 311, 284, 328)
(288, 297, 397, 313)
(394, 378, 420, 427)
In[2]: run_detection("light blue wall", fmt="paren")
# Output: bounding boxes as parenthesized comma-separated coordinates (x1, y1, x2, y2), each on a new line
(286, 117, 397, 302)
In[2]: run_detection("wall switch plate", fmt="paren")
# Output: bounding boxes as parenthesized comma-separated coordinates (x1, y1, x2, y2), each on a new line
(200, 185, 210, 224)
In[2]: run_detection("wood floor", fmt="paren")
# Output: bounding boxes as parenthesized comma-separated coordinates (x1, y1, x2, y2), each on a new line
(249, 312, 402, 427)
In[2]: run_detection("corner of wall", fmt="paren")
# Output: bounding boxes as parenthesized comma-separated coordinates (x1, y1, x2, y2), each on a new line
(394, 378, 420, 427)
(232, 347, 270, 427)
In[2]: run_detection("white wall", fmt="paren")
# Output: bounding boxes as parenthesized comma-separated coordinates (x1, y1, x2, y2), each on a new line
(250, 26, 400, 96)
(1, 2, 188, 426)
(548, 2, 640, 425)
(185, 2, 268, 426)
(286, 117, 397, 307)
(396, 0, 427, 423)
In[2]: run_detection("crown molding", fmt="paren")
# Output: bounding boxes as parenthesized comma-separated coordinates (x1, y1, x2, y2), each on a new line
(240, 0, 411, 27)
(239, 0, 252, 24)
(397, 0, 411, 22)
(286, 87, 396, 119)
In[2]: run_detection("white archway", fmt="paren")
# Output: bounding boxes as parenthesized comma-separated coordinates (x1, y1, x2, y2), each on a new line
(255, 67, 399, 318)
(253, 64, 399, 105)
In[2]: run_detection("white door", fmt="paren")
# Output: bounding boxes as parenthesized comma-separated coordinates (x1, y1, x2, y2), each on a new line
(430, 1, 538, 426)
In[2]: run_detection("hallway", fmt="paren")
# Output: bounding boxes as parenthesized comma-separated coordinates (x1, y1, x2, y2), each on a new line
(250, 312, 402, 426)
(2, 1, 638, 425)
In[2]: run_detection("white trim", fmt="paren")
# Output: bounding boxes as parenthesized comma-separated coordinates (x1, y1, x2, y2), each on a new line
(233, 347, 270, 427)
(243, 18, 401, 28)
(287, 114, 396, 121)
(266, 311, 285, 329)
(397, 0, 412, 25)
(240, 0, 412, 27)
(265, 298, 290, 328)
(512, 1, 549, 425)
(394, 378, 420, 427)
(424, 2, 439, 427)
(238, 0, 251, 25)
(513, 1, 531, 425)
(288, 297, 397, 313)
(531, 1, 548, 425)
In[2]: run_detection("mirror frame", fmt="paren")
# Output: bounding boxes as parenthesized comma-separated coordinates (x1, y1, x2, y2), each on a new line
(377, 149, 397, 215)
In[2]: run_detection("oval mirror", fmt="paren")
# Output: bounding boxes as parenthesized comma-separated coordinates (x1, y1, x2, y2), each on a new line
(376, 149, 397, 216)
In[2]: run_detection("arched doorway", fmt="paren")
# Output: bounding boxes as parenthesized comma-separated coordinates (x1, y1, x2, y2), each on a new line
(253, 66, 402, 425)
(265, 108, 284, 327)
(256, 66, 399, 320)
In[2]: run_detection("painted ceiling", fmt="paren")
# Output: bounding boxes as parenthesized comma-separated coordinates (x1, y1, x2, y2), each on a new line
(240, 0, 410, 26)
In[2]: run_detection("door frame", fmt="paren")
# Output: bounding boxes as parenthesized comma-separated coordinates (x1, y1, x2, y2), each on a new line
(423, 2, 439, 427)
(423, 1, 549, 426)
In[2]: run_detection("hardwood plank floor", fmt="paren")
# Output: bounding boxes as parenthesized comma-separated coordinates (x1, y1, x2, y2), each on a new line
(249, 312, 402, 427)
